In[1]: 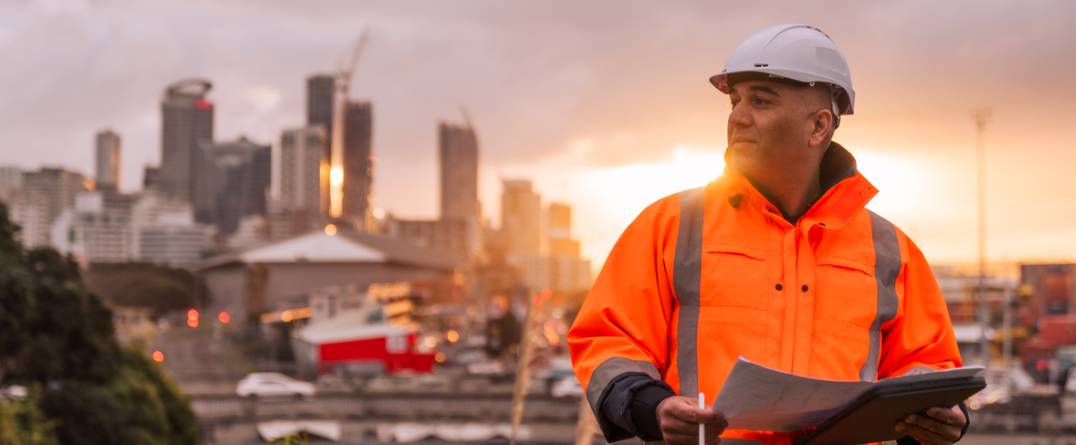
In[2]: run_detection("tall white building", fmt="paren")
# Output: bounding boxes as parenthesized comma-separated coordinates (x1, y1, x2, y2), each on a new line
(50, 189, 212, 267)
(51, 191, 136, 263)
(130, 191, 212, 267)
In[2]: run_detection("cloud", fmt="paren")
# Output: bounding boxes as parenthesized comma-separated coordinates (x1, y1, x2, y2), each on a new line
(1, 0, 1075, 264)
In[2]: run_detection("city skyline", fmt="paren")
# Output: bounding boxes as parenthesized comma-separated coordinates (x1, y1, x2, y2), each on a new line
(4, 1, 1076, 268)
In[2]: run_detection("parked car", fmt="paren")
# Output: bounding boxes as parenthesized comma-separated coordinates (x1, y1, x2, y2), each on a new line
(236, 372, 316, 399)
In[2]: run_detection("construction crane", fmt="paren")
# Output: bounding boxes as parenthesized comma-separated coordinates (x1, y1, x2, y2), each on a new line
(329, 29, 370, 219)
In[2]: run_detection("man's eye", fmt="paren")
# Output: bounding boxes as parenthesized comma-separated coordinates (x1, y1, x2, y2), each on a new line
(751, 98, 770, 107)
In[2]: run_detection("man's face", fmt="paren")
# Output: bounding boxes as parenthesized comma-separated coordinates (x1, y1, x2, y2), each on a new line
(726, 79, 824, 181)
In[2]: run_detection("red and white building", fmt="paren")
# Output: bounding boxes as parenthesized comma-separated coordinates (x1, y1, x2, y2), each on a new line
(293, 306, 435, 376)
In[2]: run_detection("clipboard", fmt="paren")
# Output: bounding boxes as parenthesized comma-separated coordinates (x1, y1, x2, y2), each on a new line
(793, 373, 986, 445)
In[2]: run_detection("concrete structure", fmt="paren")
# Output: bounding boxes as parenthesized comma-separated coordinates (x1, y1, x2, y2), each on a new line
(269, 126, 327, 240)
(306, 74, 335, 162)
(497, 199, 592, 295)
(194, 136, 270, 236)
(160, 79, 214, 203)
(500, 179, 541, 255)
(140, 224, 212, 267)
(8, 191, 49, 249)
(17, 167, 88, 247)
(95, 129, 121, 191)
(383, 215, 469, 258)
(198, 228, 460, 320)
(547, 202, 579, 257)
(130, 191, 213, 267)
(51, 190, 138, 263)
(273, 126, 327, 215)
(438, 121, 479, 253)
(342, 101, 373, 229)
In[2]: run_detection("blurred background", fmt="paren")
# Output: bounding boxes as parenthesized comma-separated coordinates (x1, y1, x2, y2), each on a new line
(1, 1, 1075, 444)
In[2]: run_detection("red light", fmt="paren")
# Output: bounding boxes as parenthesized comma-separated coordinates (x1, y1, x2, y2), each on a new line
(187, 318, 199, 328)
(196, 99, 213, 110)
(152, 350, 165, 363)
(218, 311, 230, 324)
(187, 308, 199, 320)
(1036, 359, 1048, 371)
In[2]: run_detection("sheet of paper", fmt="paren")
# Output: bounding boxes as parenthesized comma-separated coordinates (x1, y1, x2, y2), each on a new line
(711, 357, 984, 432)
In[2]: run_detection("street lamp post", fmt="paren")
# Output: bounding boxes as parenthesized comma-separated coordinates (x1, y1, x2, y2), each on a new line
(973, 108, 992, 367)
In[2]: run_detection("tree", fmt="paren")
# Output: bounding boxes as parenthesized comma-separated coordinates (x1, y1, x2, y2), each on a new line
(0, 203, 198, 444)
(0, 386, 58, 445)
(83, 263, 204, 318)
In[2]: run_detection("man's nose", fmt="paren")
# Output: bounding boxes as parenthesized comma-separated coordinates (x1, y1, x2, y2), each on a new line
(728, 101, 752, 128)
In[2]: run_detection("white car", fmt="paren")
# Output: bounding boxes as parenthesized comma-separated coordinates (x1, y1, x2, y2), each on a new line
(236, 372, 316, 399)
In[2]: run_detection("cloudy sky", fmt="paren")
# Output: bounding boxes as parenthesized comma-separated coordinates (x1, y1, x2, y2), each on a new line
(3, 0, 1075, 269)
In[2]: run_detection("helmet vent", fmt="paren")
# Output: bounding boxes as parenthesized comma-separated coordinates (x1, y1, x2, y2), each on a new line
(753, 63, 769, 67)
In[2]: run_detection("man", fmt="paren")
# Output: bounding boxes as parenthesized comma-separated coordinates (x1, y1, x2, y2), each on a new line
(567, 24, 970, 445)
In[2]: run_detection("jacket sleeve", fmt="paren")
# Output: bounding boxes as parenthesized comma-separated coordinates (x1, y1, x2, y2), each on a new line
(878, 235, 963, 379)
(567, 197, 679, 442)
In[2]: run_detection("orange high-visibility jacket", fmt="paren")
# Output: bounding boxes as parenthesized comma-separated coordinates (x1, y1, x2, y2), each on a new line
(568, 143, 963, 444)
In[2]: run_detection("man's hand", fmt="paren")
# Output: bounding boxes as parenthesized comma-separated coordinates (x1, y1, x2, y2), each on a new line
(895, 405, 966, 445)
(656, 395, 728, 445)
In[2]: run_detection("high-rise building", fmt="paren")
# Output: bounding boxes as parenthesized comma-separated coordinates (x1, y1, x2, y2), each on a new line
(273, 126, 327, 214)
(268, 126, 327, 240)
(95, 129, 121, 191)
(545, 202, 591, 293)
(160, 79, 214, 203)
(306, 74, 335, 161)
(546, 202, 579, 257)
(342, 101, 373, 228)
(439, 122, 480, 225)
(500, 179, 541, 255)
(19, 167, 88, 247)
(194, 136, 271, 236)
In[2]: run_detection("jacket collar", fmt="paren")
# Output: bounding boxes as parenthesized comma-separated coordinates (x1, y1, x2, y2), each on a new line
(715, 141, 878, 230)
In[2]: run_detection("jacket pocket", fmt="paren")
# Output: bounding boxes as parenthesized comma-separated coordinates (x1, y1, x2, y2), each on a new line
(813, 256, 878, 328)
(701, 242, 771, 310)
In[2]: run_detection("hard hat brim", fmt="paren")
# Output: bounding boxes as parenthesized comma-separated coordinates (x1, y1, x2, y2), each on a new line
(710, 72, 813, 94)
(709, 71, 854, 115)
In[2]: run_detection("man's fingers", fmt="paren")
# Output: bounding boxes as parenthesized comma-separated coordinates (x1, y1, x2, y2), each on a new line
(926, 406, 966, 426)
(897, 421, 954, 445)
(704, 423, 722, 444)
(906, 413, 960, 438)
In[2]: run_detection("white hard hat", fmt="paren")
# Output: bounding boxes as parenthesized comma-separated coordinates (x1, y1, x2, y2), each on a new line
(710, 24, 855, 116)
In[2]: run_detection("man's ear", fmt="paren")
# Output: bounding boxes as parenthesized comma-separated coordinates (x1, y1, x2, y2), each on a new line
(809, 109, 834, 148)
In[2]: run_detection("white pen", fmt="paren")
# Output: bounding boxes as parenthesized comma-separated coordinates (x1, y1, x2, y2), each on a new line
(698, 392, 705, 445)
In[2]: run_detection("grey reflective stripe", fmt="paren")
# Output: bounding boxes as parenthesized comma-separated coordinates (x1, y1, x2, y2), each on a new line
(674, 187, 705, 396)
(862, 211, 901, 381)
(585, 357, 661, 414)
